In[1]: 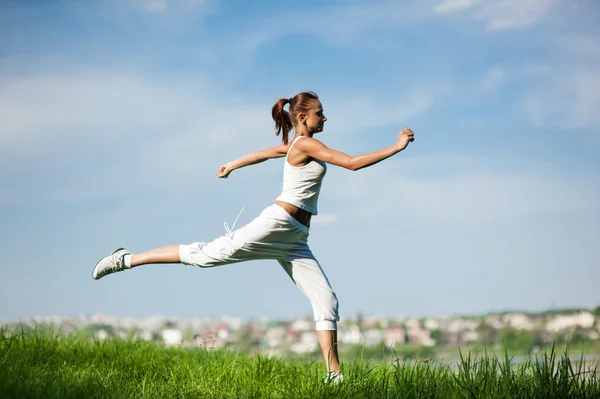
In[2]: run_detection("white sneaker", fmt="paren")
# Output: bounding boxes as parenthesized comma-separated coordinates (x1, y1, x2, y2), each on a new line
(324, 371, 344, 384)
(92, 248, 130, 280)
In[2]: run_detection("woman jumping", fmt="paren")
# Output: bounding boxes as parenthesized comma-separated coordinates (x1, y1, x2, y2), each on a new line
(92, 91, 415, 382)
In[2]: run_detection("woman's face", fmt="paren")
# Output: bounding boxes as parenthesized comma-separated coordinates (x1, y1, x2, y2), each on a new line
(303, 101, 327, 134)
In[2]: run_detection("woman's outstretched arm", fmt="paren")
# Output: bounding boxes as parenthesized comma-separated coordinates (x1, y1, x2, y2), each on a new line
(295, 127, 415, 171)
(217, 143, 290, 178)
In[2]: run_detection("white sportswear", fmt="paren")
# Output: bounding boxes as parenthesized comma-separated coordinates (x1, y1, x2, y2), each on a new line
(179, 135, 339, 330)
(275, 136, 326, 215)
(179, 204, 339, 330)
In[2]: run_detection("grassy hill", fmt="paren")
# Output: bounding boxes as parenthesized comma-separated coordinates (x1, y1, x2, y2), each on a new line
(1, 330, 599, 398)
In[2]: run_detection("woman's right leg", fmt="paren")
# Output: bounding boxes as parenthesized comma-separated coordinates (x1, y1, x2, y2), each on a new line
(130, 245, 181, 267)
(92, 245, 184, 280)
(93, 207, 269, 280)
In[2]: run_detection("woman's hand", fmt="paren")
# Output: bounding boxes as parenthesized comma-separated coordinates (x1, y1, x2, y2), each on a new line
(217, 163, 233, 178)
(396, 127, 415, 151)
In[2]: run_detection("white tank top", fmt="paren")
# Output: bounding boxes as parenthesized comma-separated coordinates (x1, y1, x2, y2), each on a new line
(275, 136, 327, 215)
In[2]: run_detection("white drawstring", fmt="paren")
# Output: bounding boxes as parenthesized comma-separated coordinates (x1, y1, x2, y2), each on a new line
(224, 207, 245, 237)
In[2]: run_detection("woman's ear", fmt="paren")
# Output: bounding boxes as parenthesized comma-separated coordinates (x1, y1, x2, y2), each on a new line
(297, 112, 307, 125)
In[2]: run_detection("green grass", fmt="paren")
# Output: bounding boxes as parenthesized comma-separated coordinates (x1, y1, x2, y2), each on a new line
(1, 331, 599, 398)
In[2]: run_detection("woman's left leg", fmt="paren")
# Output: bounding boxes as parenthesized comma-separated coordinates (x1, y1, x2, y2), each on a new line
(278, 257, 340, 373)
(317, 329, 340, 373)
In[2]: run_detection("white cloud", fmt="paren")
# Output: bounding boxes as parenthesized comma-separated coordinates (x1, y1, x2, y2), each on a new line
(0, 69, 273, 151)
(0, 59, 435, 151)
(0, 65, 435, 207)
(568, 69, 600, 131)
(184, 0, 209, 6)
(325, 157, 599, 225)
(310, 3, 424, 44)
(508, 31, 599, 137)
(134, 0, 209, 12)
(323, 91, 434, 138)
(141, 0, 167, 12)
(479, 66, 506, 91)
(434, 0, 481, 14)
(558, 34, 600, 60)
(520, 66, 600, 133)
(434, 0, 555, 31)
(0, 68, 270, 207)
(234, 2, 429, 52)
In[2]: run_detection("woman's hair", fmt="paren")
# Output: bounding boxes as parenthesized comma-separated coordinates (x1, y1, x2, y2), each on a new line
(271, 91, 319, 144)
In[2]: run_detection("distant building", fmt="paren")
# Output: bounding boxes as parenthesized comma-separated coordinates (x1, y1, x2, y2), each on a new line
(265, 326, 287, 347)
(461, 330, 479, 343)
(546, 312, 596, 333)
(363, 329, 385, 347)
(384, 325, 406, 346)
(291, 318, 313, 332)
(504, 313, 534, 330)
(162, 329, 183, 346)
(290, 331, 318, 354)
(576, 312, 595, 329)
(339, 325, 361, 345)
(407, 326, 435, 347)
(424, 318, 440, 331)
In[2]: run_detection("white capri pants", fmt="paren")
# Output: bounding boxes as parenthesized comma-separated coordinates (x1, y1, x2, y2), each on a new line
(179, 204, 339, 331)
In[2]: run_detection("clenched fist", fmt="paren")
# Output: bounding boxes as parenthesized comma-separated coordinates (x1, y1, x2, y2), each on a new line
(217, 163, 233, 178)
(396, 127, 415, 151)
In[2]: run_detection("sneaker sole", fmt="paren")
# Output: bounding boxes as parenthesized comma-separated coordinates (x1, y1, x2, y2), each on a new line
(92, 247, 126, 280)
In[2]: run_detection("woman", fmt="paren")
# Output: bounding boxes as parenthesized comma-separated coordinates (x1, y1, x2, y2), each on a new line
(92, 91, 415, 382)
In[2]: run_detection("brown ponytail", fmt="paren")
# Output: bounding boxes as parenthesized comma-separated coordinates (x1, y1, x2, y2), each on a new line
(271, 98, 293, 144)
(271, 91, 319, 144)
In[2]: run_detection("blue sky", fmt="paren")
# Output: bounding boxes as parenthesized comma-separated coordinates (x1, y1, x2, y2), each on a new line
(1, 0, 599, 322)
